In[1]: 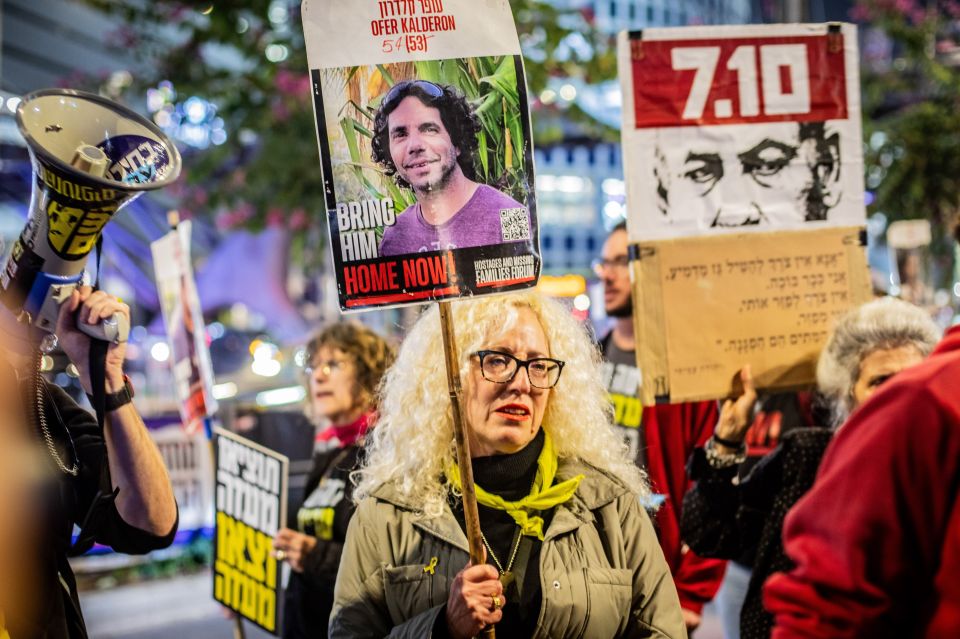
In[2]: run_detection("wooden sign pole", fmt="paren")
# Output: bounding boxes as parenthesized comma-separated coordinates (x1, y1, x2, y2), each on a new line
(438, 301, 495, 639)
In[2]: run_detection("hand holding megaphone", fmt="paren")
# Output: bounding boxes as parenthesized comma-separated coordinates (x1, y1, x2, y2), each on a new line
(55, 286, 130, 394)
(50, 283, 129, 343)
(0, 89, 180, 353)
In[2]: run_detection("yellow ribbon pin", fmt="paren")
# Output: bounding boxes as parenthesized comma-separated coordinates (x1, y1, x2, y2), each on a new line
(423, 556, 438, 575)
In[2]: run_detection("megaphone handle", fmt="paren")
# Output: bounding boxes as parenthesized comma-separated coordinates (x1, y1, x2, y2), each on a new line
(77, 311, 130, 344)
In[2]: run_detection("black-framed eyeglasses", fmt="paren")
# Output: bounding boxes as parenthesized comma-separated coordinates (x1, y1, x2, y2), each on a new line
(591, 255, 630, 276)
(475, 350, 565, 389)
(382, 80, 444, 110)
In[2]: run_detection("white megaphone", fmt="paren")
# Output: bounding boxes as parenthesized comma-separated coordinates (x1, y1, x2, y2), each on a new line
(0, 89, 181, 353)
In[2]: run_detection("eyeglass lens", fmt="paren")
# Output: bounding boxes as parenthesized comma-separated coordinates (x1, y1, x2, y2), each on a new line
(479, 351, 563, 389)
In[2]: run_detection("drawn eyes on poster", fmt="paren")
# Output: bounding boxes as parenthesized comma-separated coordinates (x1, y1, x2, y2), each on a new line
(651, 120, 844, 230)
(620, 24, 866, 240)
(302, 1, 540, 311)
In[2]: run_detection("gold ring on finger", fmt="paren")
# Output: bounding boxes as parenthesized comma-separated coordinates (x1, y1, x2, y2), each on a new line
(491, 595, 501, 609)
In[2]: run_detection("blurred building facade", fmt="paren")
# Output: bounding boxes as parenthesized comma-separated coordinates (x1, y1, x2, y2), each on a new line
(535, 0, 756, 281)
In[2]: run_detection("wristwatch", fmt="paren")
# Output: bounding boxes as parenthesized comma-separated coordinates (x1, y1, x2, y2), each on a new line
(96, 375, 135, 411)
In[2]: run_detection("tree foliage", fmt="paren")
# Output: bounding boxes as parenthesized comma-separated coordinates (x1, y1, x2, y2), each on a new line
(855, 0, 960, 281)
(79, 0, 612, 235)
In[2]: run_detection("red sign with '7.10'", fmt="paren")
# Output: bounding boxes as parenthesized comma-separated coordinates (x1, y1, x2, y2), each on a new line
(631, 34, 848, 129)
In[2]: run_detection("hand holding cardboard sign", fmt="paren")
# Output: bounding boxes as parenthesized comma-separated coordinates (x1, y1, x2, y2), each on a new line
(714, 365, 757, 452)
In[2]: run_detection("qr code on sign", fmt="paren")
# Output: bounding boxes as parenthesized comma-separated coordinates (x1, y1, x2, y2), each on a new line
(499, 207, 530, 242)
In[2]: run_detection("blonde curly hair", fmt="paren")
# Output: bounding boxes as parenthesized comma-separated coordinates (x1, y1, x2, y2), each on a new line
(354, 291, 648, 518)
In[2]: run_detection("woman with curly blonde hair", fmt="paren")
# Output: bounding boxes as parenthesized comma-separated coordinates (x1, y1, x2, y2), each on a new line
(330, 291, 685, 638)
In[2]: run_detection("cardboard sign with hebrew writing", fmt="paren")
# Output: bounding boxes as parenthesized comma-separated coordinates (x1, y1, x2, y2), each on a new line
(301, 0, 540, 311)
(631, 226, 872, 405)
(618, 23, 864, 241)
(213, 428, 289, 635)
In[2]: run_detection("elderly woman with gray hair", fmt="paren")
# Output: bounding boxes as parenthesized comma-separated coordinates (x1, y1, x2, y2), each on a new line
(680, 297, 941, 639)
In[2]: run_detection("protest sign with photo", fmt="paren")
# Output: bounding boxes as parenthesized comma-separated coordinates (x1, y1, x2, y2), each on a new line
(617, 23, 871, 403)
(213, 428, 289, 634)
(302, 0, 540, 310)
(619, 23, 864, 241)
(151, 220, 217, 436)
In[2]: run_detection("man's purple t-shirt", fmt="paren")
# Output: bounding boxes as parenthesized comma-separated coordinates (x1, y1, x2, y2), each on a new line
(379, 184, 530, 256)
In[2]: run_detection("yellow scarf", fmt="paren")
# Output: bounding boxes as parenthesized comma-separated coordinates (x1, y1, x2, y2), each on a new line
(447, 432, 584, 540)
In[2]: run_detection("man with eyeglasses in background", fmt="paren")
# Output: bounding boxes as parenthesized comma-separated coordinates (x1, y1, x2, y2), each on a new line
(371, 80, 531, 257)
(595, 221, 726, 634)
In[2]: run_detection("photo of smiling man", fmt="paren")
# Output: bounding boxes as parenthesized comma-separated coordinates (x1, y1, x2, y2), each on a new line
(371, 80, 530, 256)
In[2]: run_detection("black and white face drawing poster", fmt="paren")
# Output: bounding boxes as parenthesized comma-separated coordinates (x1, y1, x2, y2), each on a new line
(301, 0, 540, 311)
(618, 23, 865, 241)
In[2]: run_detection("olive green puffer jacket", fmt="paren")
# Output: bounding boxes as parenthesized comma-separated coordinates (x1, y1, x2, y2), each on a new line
(329, 458, 686, 638)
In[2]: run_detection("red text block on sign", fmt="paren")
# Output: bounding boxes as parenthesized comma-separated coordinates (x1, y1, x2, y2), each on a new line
(631, 34, 847, 128)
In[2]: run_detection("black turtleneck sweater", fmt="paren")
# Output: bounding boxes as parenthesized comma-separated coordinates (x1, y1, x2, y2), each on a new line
(448, 429, 550, 637)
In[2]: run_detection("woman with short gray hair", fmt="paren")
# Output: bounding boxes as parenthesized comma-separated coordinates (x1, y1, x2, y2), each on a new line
(815, 296, 941, 427)
(680, 297, 941, 639)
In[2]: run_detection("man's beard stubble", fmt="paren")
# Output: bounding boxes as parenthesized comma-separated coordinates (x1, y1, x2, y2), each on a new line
(606, 293, 633, 318)
(412, 151, 459, 196)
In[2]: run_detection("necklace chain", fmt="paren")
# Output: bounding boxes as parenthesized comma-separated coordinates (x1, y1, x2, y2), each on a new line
(480, 529, 521, 575)
(32, 354, 78, 476)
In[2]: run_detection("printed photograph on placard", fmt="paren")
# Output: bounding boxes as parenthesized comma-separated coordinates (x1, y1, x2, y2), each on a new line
(619, 23, 866, 241)
(310, 55, 539, 310)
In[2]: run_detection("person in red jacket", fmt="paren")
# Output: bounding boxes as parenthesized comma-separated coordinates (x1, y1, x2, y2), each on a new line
(763, 319, 960, 638)
(596, 221, 725, 631)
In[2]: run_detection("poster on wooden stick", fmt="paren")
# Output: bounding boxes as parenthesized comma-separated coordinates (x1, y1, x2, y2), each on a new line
(302, 0, 540, 311)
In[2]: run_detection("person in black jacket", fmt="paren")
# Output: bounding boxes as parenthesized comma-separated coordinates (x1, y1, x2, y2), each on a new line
(681, 297, 941, 639)
(1, 286, 178, 639)
(272, 322, 394, 639)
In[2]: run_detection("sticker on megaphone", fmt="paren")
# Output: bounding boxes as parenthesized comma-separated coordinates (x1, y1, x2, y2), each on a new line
(97, 134, 176, 185)
(0, 89, 182, 352)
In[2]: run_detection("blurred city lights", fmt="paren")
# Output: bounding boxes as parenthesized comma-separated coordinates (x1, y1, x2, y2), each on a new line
(602, 178, 625, 196)
(268, 1, 289, 24)
(145, 82, 227, 149)
(151, 342, 170, 362)
(212, 382, 238, 400)
(256, 386, 306, 407)
(559, 83, 577, 101)
(251, 358, 282, 377)
(294, 347, 307, 368)
(207, 322, 225, 340)
(253, 342, 279, 361)
(604, 200, 626, 218)
(265, 44, 290, 62)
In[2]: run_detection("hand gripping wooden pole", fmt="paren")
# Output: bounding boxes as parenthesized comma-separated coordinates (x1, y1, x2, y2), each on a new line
(438, 301, 496, 639)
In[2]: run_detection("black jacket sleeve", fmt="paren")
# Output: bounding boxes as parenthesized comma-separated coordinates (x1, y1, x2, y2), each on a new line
(49, 383, 178, 556)
(680, 443, 785, 560)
